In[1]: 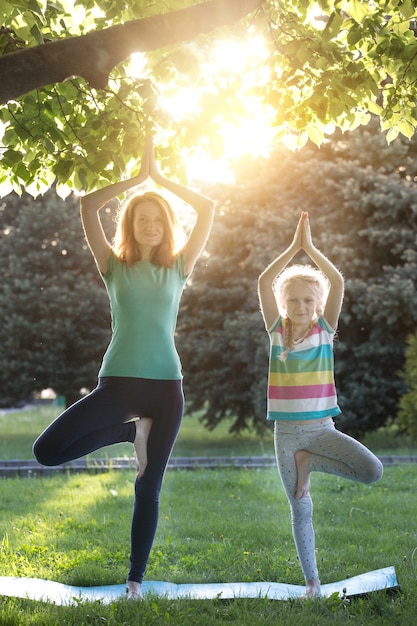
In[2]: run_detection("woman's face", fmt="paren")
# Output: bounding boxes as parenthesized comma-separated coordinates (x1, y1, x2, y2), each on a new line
(132, 201, 164, 252)
(283, 282, 319, 326)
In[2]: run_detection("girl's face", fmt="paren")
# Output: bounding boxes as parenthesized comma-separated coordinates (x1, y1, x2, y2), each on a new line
(283, 282, 319, 327)
(132, 201, 165, 252)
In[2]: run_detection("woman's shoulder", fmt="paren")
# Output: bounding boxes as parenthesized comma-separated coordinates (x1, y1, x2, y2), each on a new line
(173, 253, 188, 279)
(100, 248, 117, 279)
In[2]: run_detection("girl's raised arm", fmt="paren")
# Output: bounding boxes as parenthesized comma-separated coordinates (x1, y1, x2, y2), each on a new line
(258, 214, 303, 330)
(301, 213, 344, 330)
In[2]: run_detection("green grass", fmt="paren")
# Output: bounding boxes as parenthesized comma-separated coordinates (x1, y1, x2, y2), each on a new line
(1, 406, 416, 624)
(0, 467, 416, 624)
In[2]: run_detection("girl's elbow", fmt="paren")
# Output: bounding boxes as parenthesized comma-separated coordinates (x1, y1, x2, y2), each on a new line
(258, 272, 270, 289)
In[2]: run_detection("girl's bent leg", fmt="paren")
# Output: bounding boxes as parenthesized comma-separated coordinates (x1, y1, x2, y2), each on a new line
(274, 419, 382, 592)
(307, 424, 383, 485)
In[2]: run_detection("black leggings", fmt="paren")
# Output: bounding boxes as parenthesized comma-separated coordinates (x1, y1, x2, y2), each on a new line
(33, 376, 184, 584)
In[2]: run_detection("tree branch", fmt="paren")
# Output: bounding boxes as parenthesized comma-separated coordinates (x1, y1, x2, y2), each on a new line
(0, 0, 264, 104)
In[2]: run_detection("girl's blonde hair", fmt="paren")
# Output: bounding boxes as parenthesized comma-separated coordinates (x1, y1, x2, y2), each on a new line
(274, 264, 330, 361)
(113, 192, 183, 267)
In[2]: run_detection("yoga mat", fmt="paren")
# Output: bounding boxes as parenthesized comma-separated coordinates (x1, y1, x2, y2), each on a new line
(0, 566, 398, 606)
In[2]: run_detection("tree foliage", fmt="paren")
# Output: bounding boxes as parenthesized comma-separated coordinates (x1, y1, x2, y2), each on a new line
(0, 0, 263, 197)
(2, 1, 417, 197)
(0, 191, 113, 405)
(397, 334, 417, 443)
(178, 119, 417, 437)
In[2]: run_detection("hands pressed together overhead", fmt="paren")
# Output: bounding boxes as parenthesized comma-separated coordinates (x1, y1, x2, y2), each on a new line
(292, 211, 314, 253)
(135, 135, 164, 187)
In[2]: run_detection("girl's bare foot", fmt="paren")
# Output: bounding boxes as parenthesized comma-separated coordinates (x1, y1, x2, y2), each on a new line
(303, 578, 321, 599)
(294, 449, 311, 499)
(126, 580, 143, 601)
(134, 418, 152, 478)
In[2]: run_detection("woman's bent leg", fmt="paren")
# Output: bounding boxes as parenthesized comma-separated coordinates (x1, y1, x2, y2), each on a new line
(134, 418, 153, 478)
(33, 378, 137, 466)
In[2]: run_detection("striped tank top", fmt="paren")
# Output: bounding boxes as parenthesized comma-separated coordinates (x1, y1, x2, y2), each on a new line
(267, 315, 341, 421)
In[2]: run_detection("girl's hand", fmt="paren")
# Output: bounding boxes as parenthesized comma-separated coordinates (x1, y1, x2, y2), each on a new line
(301, 211, 314, 250)
(291, 212, 304, 251)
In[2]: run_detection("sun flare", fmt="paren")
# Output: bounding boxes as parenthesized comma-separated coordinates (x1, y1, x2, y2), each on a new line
(129, 33, 275, 183)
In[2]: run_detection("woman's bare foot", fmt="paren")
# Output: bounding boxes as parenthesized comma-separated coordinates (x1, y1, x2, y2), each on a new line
(294, 449, 311, 499)
(303, 578, 321, 599)
(126, 580, 143, 601)
(134, 418, 152, 478)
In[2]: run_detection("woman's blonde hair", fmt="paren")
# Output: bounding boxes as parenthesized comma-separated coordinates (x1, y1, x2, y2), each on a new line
(113, 192, 183, 267)
(275, 265, 330, 361)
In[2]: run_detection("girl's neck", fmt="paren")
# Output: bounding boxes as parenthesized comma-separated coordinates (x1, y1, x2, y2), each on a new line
(290, 320, 314, 342)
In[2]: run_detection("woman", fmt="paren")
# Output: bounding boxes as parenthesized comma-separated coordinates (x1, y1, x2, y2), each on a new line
(33, 136, 215, 600)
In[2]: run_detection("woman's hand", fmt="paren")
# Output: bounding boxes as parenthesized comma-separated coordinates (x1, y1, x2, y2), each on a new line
(131, 135, 152, 185)
(148, 136, 164, 184)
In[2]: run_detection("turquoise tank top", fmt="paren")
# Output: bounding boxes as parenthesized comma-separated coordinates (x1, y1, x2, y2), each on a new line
(99, 251, 188, 380)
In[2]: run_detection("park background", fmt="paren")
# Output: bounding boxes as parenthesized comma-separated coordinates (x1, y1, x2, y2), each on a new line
(1, 118, 417, 626)
(1, 1, 417, 624)
(2, 119, 417, 442)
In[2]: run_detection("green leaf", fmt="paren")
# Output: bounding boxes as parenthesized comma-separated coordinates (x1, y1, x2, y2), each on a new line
(2, 149, 22, 165)
(322, 10, 345, 43)
(399, 0, 416, 20)
(26, 0, 46, 19)
(30, 22, 44, 44)
(53, 159, 73, 178)
(307, 124, 325, 147)
(347, 26, 363, 46)
(386, 127, 400, 143)
(345, 0, 370, 24)
(367, 100, 383, 116)
(398, 118, 415, 139)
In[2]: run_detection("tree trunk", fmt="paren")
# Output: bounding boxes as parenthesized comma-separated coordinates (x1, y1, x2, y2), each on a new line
(0, 0, 264, 104)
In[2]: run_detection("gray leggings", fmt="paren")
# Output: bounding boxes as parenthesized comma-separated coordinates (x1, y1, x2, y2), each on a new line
(274, 418, 383, 582)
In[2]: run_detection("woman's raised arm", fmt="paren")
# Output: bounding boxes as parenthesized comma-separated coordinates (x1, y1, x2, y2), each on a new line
(148, 139, 215, 275)
(80, 137, 151, 273)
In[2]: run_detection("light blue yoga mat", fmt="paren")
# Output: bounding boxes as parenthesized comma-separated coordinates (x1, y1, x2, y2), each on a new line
(0, 567, 398, 605)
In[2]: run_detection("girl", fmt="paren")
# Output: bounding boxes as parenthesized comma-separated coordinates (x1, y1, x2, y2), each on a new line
(33, 136, 215, 600)
(258, 211, 383, 598)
